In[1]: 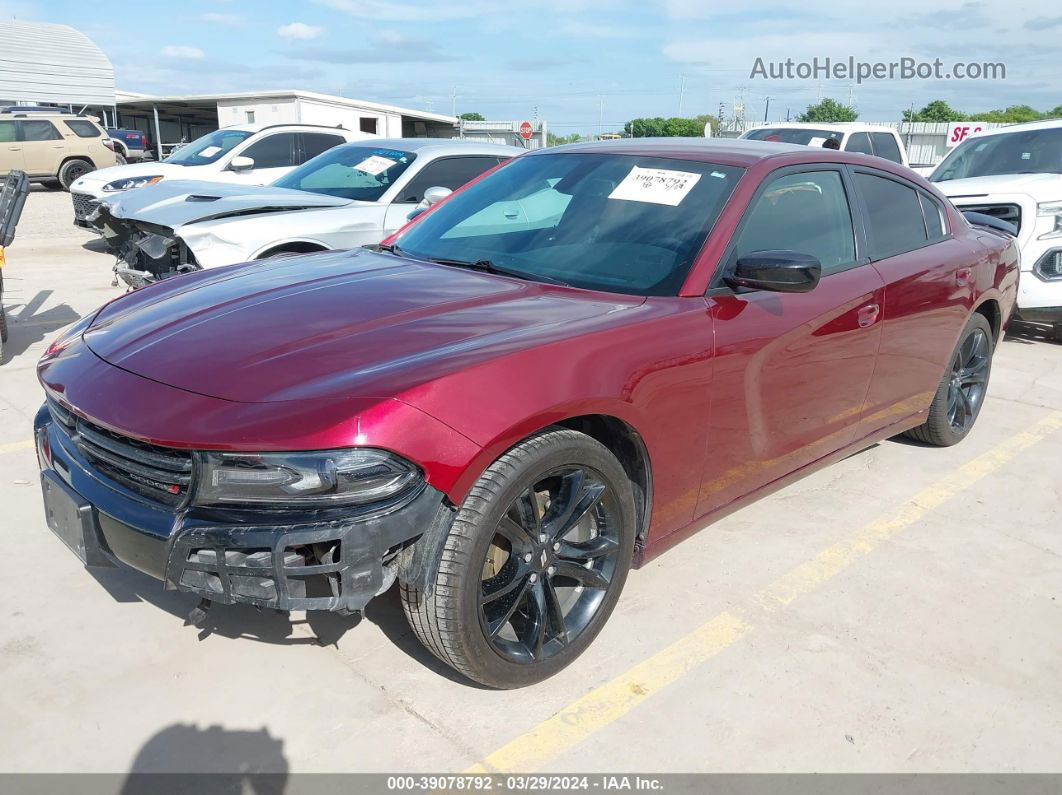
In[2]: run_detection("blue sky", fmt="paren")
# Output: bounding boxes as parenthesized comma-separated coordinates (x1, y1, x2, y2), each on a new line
(2, 0, 1060, 134)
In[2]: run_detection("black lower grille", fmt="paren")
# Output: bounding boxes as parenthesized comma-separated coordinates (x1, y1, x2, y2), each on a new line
(960, 203, 1022, 234)
(71, 192, 99, 221)
(48, 399, 193, 506)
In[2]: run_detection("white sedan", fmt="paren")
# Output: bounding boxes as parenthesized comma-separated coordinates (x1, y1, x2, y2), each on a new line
(94, 138, 524, 288)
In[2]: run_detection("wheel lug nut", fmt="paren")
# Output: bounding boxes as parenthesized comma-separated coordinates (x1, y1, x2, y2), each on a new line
(523, 553, 533, 563)
(547, 566, 555, 576)
(553, 542, 560, 552)
(539, 533, 547, 543)
(529, 573, 538, 583)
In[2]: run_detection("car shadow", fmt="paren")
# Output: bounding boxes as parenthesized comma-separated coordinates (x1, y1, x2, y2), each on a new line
(0, 286, 81, 363)
(1005, 321, 1060, 346)
(120, 723, 288, 793)
(87, 561, 482, 686)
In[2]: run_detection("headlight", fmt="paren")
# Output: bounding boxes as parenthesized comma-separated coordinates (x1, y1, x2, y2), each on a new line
(101, 175, 164, 192)
(194, 449, 419, 508)
(1037, 200, 1062, 240)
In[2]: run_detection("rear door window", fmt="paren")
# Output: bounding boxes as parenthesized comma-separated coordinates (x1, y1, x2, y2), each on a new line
(239, 133, 298, 169)
(19, 120, 62, 141)
(733, 170, 856, 275)
(299, 133, 346, 164)
(0, 121, 15, 142)
(870, 132, 903, 163)
(855, 172, 929, 259)
(920, 193, 947, 240)
(844, 132, 873, 155)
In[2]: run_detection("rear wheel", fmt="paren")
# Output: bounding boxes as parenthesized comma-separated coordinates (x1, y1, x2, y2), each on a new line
(904, 313, 994, 446)
(58, 159, 93, 190)
(401, 429, 636, 688)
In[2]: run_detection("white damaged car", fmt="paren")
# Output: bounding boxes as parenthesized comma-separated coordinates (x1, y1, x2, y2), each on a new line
(92, 138, 522, 287)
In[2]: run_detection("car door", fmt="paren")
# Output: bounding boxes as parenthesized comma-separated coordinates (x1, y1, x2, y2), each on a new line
(17, 120, 65, 177)
(383, 156, 506, 233)
(844, 131, 874, 157)
(869, 132, 905, 165)
(225, 132, 299, 185)
(696, 166, 886, 519)
(850, 168, 973, 436)
(0, 120, 22, 176)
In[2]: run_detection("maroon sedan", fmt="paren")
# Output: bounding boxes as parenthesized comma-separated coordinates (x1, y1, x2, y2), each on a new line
(36, 139, 1017, 687)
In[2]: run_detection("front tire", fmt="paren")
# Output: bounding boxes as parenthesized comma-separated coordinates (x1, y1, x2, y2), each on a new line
(58, 159, 93, 191)
(904, 313, 994, 446)
(401, 428, 636, 688)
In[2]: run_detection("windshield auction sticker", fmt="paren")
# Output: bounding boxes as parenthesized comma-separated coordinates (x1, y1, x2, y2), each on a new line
(608, 167, 702, 206)
(353, 155, 397, 175)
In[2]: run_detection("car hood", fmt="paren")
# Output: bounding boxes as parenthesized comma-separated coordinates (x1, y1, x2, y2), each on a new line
(83, 248, 642, 403)
(70, 161, 191, 192)
(935, 172, 1062, 200)
(99, 180, 354, 228)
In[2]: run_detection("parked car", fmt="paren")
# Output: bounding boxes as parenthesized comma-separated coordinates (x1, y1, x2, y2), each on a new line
(69, 123, 369, 229)
(931, 119, 1062, 338)
(93, 138, 522, 288)
(740, 123, 909, 167)
(36, 139, 1016, 687)
(106, 128, 151, 163)
(0, 110, 116, 190)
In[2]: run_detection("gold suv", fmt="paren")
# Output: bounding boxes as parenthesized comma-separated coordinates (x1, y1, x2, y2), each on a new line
(0, 111, 116, 190)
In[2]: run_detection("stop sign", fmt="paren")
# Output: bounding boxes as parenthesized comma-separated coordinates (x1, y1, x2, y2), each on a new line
(518, 121, 534, 140)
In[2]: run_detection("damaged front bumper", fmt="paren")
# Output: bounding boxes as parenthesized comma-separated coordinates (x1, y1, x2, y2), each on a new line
(93, 207, 199, 289)
(35, 404, 445, 614)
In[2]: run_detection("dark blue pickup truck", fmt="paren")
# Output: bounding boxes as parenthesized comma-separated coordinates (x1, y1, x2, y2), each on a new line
(106, 128, 152, 162)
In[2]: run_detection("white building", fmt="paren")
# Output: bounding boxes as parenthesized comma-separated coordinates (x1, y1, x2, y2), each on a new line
(111, 90, 459, 152)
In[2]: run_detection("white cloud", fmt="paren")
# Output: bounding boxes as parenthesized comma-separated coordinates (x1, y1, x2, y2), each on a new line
(277, 22, 325, 40)
(198, 12, 243, 26)
(160, 45, 204, 59)
(559, 20, 639, 39)
(314, 0, 482, 21)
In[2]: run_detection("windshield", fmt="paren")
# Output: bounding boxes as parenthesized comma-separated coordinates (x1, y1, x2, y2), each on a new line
(932, 127, 1062, 181)
(273, 146, 416, 201)
(164, 128, 253, 166)
(395, 153, 744, 296)
(744, 127, 842, 146)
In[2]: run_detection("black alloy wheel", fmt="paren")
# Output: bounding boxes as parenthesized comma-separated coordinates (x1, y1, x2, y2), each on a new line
(946, 326, 990, 433)
(479, 466, 621, 664)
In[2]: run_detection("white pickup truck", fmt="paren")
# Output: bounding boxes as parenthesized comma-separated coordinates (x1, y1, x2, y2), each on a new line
(739, 123, 909, 167)
(931, 119, 1062, 338)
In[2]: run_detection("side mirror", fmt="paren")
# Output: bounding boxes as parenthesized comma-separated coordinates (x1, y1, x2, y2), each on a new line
(229, 155, 255, 172)
(423, 186, 452, 206)
(725, 250, 822, 293)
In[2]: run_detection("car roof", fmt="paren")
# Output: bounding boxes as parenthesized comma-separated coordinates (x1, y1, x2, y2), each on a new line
(745, 122, 898, 134)
(969, 118, 1062, 138)
(329, 137, 526, 156)
(531, 137, 857, 167)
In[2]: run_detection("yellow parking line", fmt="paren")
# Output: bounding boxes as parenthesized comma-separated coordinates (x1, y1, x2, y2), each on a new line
(467, 409, 1062, 774)
(0, 439, 34, 455)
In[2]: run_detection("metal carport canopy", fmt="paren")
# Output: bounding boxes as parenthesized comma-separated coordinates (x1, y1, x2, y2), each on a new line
(0, 20, 115, 107)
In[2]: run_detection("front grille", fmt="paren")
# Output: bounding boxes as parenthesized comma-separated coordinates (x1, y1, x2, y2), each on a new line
(48, 398, 193, 506)
(71, 192, 99, 220)
(960, 203, 1022, 234)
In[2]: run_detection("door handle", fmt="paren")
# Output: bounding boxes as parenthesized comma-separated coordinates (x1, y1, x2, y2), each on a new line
(857, 303, 880, 328)
(956, 267, 972, 286)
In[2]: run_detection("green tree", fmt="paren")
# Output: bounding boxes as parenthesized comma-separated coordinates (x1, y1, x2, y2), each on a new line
(546, 132, 582, 147)
(624, 114, 717, 137)
(459, 112, 485, 121)
(903, 100, 966, 122)
(797, 99, 858, 123)
(971, 104, 1044, 123)
(1046, 105, 1062, 119)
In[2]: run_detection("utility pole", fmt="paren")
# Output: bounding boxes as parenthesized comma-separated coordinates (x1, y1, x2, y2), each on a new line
(763, 96, 771, 122)
(847, 83, 855, 108)
(678, 73, 687, 116)
(597, 94, 604, 140)
(451, 85, 457, 117)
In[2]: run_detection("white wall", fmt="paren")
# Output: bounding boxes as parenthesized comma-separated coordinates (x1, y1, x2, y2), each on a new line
(217, 97, 299, 127)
